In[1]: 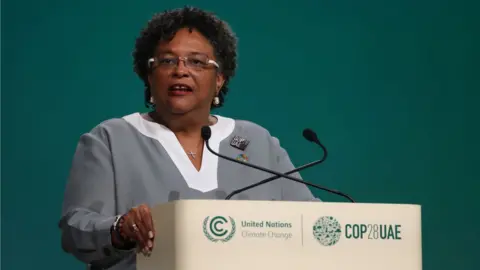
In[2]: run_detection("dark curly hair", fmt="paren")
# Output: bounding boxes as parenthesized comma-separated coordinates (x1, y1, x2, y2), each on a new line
(132, 6, 238, 109)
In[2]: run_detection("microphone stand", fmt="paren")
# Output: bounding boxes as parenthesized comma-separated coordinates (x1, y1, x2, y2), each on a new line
(201, 129, 355, 203)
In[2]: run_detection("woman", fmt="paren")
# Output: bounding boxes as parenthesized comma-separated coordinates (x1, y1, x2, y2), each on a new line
(59, 6, 318, 270)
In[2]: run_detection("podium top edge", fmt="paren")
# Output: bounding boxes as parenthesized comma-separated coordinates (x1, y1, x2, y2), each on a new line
(162, 199, 422, 208)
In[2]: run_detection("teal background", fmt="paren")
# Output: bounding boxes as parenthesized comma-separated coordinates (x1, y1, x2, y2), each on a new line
(2, 0, 479, 269)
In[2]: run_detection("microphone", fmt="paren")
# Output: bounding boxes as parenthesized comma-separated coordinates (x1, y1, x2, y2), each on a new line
(226, 128, 329, 199)
(303, 128, 328, 162)
(168, 190, 180, 202)
(201, 126, 355, 203)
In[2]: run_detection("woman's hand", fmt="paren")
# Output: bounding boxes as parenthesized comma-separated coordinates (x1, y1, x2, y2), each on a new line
(113, 204, 156, 256)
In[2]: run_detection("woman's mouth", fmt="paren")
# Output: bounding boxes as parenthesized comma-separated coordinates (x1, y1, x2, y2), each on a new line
(168, 84, 193, 96)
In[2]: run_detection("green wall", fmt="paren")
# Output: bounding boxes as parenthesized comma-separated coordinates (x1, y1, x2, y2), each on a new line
(2, 1, 479, 269)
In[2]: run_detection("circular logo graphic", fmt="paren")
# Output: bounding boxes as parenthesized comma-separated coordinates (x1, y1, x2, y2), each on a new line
(203, 216, 236, 243)
(313, 216, 342, 246)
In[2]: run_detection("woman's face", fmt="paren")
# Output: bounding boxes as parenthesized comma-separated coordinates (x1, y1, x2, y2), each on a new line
(148, 28, 224, 115)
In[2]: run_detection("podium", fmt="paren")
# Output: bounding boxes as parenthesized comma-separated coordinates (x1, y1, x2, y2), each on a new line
(137, 200, 422, 270)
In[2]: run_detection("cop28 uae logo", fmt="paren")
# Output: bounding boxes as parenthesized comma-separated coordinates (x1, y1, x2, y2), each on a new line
(313, 216, 342, 246)
(203, 216, 236, 243)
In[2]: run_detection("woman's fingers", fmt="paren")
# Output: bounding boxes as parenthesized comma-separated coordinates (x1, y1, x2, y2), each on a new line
(133, 204, 155, 254)
(135, 206, 154, 254)
(139, 205, 155, 245)
(139, 205, 155, 255)
(120, 204, 156, 256)
(133, 207, 148, 244)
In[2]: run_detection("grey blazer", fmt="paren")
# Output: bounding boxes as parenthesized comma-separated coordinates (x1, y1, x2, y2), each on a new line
(59, 113, 319, 270)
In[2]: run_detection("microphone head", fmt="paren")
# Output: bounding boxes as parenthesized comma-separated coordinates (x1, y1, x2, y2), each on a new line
(302, 128, 319, 143)
(201, 126, 212, 140)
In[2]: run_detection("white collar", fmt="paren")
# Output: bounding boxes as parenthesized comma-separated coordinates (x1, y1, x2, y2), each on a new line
(122, 112, 235, 192)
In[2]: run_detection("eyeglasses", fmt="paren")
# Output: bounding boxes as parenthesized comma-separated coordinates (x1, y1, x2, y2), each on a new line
(148, 54, 219, 71)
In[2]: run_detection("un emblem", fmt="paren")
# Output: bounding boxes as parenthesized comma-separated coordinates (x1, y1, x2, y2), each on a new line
(203, 216, 236, 243)
(313, 216, 342, 246)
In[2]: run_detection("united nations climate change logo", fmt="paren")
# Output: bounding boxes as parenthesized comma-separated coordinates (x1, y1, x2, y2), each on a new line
(203, 216, 236, 243)
(313, 216, 342, 246)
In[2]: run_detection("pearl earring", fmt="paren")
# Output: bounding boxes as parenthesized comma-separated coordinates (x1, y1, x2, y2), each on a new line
(150, 96, 155, 104)
(213, 96, 220, 106)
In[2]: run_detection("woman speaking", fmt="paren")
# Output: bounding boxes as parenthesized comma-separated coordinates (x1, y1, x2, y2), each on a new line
(59, 6, 318, 270)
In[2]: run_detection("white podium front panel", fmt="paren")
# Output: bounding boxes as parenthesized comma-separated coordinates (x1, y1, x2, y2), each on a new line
(137, 200, 422, 270)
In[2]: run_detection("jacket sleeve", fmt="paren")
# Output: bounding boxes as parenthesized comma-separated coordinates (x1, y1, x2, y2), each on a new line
(270, 136, 322, 202)
(58, 126, 134, 268)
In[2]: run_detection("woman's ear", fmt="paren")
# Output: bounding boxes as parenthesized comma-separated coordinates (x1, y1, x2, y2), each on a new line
(148, 75, 153, 86)
(216, 73, 225, 93)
